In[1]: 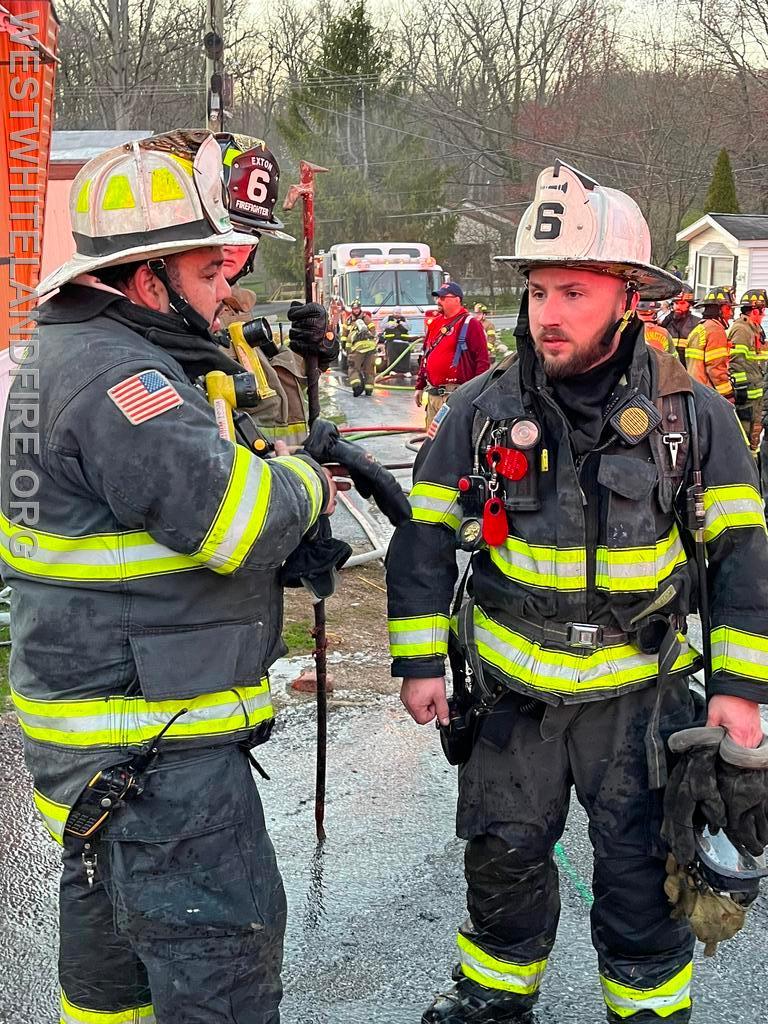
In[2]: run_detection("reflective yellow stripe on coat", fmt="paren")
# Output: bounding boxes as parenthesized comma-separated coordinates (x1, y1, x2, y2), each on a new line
(600, 962, 692, 1019)
(712, 626, 768, 683)
(388, 614, 450, 658)
(409, 482, 462, 531)
(703, 484, 766, 543)
(488, 527, 687, 594)
(458, 933, 547, 994)
(472, 606, 697, 698)
(12, 677, 273, 749)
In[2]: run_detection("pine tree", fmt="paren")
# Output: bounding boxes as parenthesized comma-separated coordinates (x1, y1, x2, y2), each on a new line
(704, 149, 740, 214)
(262, 1, 456, 288)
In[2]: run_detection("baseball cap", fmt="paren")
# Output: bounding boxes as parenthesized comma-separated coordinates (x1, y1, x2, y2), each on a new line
(432, 282, 464, 300)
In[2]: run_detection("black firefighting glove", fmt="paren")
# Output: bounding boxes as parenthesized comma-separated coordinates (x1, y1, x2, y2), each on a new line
(661, 727, 727, 867)
(301, 419, 412, 527)
(280, 516, 352, 600)
(716, 733, 768, 857)
(287, 301, 339, 371)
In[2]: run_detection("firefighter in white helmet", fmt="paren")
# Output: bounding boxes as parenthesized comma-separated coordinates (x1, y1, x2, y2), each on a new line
(1, 130, 342, 1024)
(387, 160, 768, 1023)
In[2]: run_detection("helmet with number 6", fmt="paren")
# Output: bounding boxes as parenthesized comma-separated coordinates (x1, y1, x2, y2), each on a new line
(216, 133, 293, 241)
(496, 159, 681, 299)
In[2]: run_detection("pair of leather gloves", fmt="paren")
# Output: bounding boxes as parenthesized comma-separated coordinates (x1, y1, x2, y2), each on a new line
(662, 726, 768, 864)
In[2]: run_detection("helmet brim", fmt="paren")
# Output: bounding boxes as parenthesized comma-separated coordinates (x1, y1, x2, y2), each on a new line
(37, 227, 259, 297)
(494, 255, 683, 301)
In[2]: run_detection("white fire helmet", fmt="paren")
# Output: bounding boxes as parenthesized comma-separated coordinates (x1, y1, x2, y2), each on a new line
(38, 130, 257, 296)
(496, 160, 681, 300)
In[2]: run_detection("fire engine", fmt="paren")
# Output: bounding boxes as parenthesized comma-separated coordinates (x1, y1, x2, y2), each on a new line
(313, 241, 444, 339)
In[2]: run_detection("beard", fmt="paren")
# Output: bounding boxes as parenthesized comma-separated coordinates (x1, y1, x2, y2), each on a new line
(534, 312, 620, 379)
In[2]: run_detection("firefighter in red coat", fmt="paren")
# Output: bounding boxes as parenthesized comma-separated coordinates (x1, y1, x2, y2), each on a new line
(415, 283, 491, 427)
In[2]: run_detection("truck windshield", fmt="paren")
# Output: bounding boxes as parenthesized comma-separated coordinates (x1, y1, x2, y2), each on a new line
(345, 269, 441, 309)
(397, 270, 437, 307)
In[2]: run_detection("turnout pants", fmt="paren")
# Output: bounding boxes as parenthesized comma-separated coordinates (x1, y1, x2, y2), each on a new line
(348, 349, 377, 394)
(455, 679, 696, 1023)
(59, 745, 286, 1024)
(736, 397, 763, 452)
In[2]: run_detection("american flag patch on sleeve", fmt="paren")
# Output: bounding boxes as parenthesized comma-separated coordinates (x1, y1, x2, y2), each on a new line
(427, 402, 451, 439)
(108, 370, 184, 425)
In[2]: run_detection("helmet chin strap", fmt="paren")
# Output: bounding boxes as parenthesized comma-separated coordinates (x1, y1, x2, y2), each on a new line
(599, 284, 638, 350)
(147, 258, 213, 338)
(227, 240, 259, 286)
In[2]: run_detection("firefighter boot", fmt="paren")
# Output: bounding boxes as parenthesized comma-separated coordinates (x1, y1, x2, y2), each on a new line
(422, 975, 534, 1024)
(351, 381, 364, 397)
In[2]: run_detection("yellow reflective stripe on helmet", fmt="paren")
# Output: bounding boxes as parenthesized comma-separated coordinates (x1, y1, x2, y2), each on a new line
(194, 445, 273, 573)
(12, 677, 273, 748)
(388, 614, 449, 658)
(457, 933, 547, 995)
(472, 607, 696, 698)
(0, 514, 200, 582)
(61, 991, 156, 1024)
(489, 537, 586, 590)
(101, 173, 136, 211)
(712, 626, 768, 683)
(600, 962, 692, 1019)
(273, 454, 323, 526)
(75, 178, 91, 214)
(151, 166, 187, 203)
(410, 482, 461, 531)
(33, 788, 69, 845)
(595, 527, 687, 593)
(703, 484, 766, 543)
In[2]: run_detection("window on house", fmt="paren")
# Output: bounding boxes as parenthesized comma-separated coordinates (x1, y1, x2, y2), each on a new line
(694, 253, 736, 299)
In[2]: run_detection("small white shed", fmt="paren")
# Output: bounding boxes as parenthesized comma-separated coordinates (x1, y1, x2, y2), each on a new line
(676, 213, 768, 300)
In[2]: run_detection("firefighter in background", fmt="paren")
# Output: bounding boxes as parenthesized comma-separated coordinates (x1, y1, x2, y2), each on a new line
(380, 309, 415, 375)
(340, 299, 373, 351)
(346, 312, 379, 396)
(2, 131, 340, 1024)
(414, 282, 490, 427)
(659, 288, 699, 365)
(388, 160, 768, 1024)
(474, 303, 499, 359)
(637, 299, 677, 354)
(685, 286, 736, 402)
(215, 134, 337, 448)
(728, 288, 768, 453)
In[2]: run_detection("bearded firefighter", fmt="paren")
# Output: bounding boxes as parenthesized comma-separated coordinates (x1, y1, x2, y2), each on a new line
(387, 160, 768, 1024)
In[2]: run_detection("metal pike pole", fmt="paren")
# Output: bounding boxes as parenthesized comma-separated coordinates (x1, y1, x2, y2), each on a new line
(283, 161, 330, 841)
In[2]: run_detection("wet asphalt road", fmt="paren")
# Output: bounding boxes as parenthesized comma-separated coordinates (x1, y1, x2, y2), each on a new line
(2, 378, 768, 1024)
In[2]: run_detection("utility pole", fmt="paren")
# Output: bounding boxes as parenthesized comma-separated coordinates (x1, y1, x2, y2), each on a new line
(204, 0, 225, 133)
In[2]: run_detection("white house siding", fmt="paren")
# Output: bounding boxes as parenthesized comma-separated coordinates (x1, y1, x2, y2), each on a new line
(747, 249, 768, 289)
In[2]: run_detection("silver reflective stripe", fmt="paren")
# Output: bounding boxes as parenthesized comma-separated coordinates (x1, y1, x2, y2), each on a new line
(490, 539, 586, 589)
(202, 453, 271, 570)
(600, 964, 692, 1015)
(458, 934, 546, 995)
(13, 684, 273, 748)
(473, 608, 696, 696)
(712, 626, 768, 681)
(595, 530, 687, 590)
(410, 484, 461, 528)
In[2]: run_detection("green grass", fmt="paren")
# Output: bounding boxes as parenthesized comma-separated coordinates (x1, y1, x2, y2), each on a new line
(282, 620, 315, 654)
